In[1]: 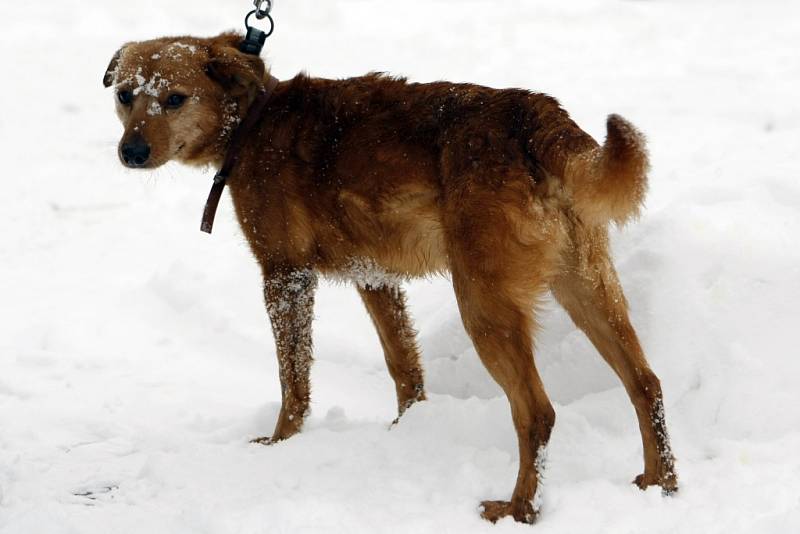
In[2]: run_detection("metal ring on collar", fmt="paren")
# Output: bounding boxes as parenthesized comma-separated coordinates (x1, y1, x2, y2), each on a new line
(245, 9, 274, 38)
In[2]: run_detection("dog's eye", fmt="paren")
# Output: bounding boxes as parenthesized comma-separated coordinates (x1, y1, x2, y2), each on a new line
(117, 90, 133, 105)
(165, 94, 187, 109)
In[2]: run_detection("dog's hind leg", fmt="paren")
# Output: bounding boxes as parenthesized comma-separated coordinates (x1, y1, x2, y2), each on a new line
(252, 267, 318, 445)
(358, 284, 426, 418)
(550, 224, 678, 493)
(441, 198, 558, 524)
(450, 263, 554, 524)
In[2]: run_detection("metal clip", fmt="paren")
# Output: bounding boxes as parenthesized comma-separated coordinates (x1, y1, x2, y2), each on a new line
(240, 3, 274, 55)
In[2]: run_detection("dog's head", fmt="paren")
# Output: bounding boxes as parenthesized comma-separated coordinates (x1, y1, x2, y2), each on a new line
(103, 32, 267, 169)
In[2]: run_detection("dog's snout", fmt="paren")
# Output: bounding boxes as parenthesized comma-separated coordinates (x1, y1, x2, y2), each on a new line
(120, 139, 151, 168)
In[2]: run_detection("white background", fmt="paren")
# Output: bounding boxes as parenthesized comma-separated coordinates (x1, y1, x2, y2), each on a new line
(1, 1, 799, 532)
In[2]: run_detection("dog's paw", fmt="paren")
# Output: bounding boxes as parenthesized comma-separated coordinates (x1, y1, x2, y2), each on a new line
(388, 397, 424, 430)
(250, 436, 280, 446)
(480, 500, 537, 524)
(480, 500, 513, 523)
(633, 472, 678, 495)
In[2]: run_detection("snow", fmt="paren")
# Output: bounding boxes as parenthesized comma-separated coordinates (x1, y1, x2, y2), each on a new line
(146, 101, 162, 117)
(331, 257, 410, 290)
(129, 68, 171, 98)
(1, 0, 799, 532)
(170, 43, 197, 54)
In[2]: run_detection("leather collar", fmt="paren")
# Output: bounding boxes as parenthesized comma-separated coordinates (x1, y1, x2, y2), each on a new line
(201, 74, 280, 234)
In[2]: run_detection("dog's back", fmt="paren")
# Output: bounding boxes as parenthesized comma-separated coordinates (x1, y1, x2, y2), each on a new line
(225, 72, 646, 277)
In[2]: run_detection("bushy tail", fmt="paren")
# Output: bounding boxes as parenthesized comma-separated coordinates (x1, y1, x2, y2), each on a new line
(523, 97, 648, 226)
(565, 114, 649, 226)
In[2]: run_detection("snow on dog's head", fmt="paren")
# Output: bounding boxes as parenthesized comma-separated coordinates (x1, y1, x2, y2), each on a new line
(103, 32, 268, 169)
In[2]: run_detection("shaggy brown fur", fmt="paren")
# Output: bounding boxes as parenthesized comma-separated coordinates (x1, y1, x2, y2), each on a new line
(104, 32, 677, 524)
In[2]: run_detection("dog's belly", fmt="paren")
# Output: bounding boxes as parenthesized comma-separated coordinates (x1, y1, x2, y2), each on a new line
(334, 182, 448, 278)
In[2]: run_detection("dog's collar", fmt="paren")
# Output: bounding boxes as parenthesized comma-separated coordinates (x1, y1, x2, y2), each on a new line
(201, 74, 280, 234)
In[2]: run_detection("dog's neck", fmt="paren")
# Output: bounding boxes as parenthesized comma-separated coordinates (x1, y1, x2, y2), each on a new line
(199, 74, 282, 233)
(193, 72, 279, 169)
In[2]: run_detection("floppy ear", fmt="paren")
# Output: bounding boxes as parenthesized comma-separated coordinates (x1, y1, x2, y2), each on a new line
(103, 47, 125, 88)
(205, 42, 266, 97)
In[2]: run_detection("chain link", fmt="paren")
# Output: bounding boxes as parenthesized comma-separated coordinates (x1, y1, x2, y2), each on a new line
(253, 0, 272, 20)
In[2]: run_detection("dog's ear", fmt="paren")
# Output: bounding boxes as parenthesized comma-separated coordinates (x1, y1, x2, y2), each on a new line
(103, 47, 125, 88)
(205, 41, 266, 97)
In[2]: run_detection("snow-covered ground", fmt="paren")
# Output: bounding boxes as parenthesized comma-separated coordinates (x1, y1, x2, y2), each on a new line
(1, 0, 799, 532)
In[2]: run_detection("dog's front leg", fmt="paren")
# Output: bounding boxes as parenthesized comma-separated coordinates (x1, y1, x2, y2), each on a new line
(357, 284, 426, 419)
(252, 267, 318, 445)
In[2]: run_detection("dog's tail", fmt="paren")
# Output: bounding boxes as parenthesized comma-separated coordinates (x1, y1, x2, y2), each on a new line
(526, 100, 649, 226)
(561, 114, 649, 226)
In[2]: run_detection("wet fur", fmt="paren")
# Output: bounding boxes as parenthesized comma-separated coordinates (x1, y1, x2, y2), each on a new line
(105, 32, 677, 524)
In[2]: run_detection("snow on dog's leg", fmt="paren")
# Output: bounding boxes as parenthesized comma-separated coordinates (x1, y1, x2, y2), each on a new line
(551, 223, 678, 493)
(252, 267, 318, 445)
(358, 284, 426, 419)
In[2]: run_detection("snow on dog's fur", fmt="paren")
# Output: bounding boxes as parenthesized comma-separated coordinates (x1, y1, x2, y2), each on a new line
(104, 31, 676, 524)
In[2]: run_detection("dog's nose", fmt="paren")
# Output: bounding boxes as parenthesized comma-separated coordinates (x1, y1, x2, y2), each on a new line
(120, 140, 151, 167)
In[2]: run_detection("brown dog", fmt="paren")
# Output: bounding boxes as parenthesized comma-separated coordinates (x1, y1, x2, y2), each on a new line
(104, 32, 677, 524)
